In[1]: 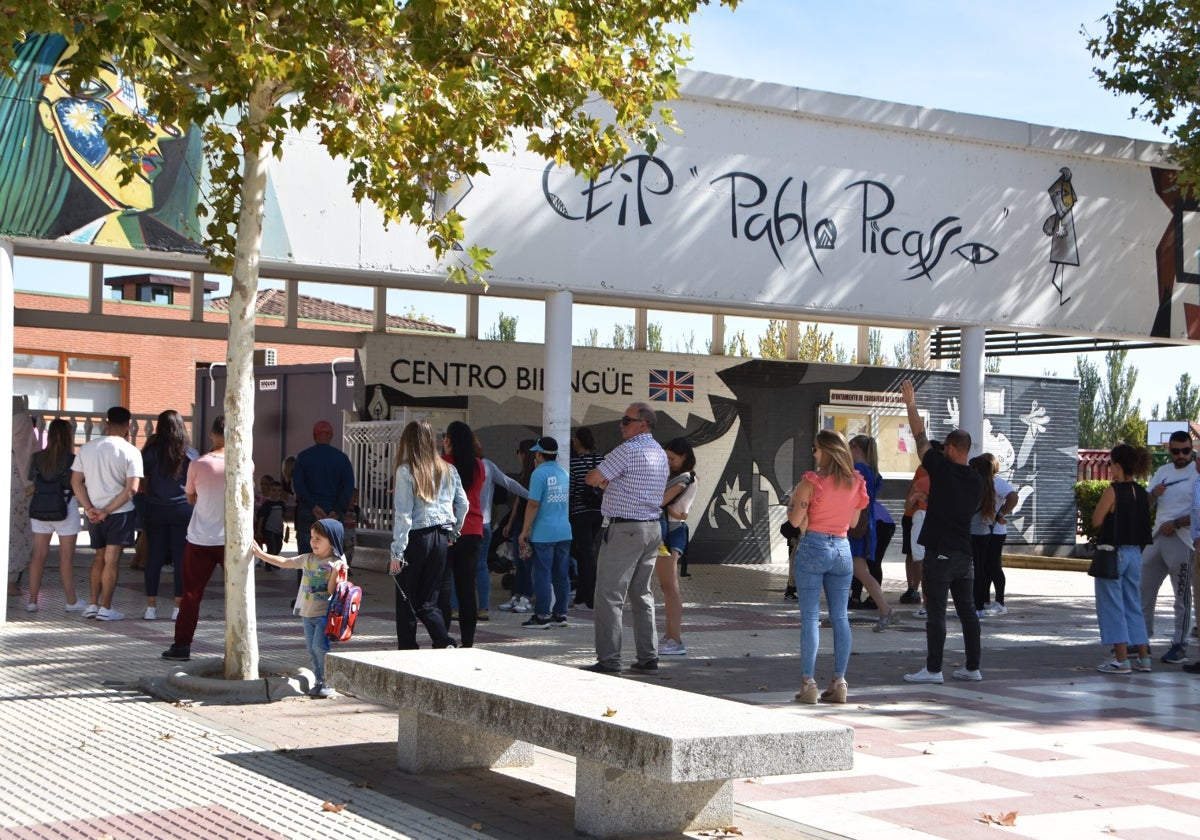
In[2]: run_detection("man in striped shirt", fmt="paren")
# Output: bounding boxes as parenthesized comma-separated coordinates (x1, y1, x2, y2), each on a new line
(581, 402, 669, 674)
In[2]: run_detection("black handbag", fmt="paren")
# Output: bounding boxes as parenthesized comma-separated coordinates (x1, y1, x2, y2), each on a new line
(1088, 485, 1122, 580)
(1087, 545, 1119, 579)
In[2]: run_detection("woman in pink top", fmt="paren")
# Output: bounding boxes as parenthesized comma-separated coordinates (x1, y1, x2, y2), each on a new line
(786, 430, 868, 705)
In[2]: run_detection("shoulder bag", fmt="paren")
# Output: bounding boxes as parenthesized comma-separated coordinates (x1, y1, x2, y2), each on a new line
(1088, 484, 1121, 580)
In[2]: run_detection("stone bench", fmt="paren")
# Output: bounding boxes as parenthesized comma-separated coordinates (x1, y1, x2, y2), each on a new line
(328, 648, 854, 838)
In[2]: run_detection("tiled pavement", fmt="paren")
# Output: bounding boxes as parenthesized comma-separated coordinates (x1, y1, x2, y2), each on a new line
(2, 555, 1199, 839)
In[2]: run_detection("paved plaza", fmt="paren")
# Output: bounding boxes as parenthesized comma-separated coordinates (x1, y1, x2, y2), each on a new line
(2, 552, 1199, 839)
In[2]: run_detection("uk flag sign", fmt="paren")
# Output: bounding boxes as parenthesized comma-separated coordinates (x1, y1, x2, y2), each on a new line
(649, 369, 694, 402)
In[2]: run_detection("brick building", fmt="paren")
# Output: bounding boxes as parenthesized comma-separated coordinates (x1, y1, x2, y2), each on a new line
(14, 273, 453, 428)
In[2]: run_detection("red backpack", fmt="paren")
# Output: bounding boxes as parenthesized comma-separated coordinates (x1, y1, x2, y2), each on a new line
(324, 567, 362, 643)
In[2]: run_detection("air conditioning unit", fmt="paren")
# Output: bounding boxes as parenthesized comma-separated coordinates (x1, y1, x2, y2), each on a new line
(253, 348, 278, 366)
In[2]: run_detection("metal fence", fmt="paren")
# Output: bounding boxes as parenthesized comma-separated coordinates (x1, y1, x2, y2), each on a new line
(31, 412, 172, 448)
(1077, 449, 1111, 482)
(343, 419, 405, 537)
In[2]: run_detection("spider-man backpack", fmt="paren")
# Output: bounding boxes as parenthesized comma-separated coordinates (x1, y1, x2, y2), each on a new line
(324, 567, 362, 643)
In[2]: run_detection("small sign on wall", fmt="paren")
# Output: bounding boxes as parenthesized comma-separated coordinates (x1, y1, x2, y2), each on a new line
(259, 378, 278, 391)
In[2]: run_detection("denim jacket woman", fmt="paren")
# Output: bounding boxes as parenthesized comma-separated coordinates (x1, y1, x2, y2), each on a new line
(390, 465, 468, 561)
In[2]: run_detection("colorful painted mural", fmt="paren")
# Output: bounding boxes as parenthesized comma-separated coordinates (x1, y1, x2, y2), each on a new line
(0, 34, 203, 251)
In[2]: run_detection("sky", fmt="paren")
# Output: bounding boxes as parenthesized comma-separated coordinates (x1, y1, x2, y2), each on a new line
(15, 1, 1196, 418)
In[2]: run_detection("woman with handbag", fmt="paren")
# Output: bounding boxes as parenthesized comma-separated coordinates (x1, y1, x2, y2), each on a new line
(26, 418, 84, 612)
(787, 430, 868, 705)
(1090, 443, 1153, 674)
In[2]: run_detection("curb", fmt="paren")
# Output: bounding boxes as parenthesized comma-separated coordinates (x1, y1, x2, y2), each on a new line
(1003, 553, 1089, 572)
(142, 657, 315, 704)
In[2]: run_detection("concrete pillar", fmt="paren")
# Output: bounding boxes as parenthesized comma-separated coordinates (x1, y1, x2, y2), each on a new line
(635, 308, 648, 352)
(373, 287, 387, 333)
(465, 295, 480, 340)
(544, 291, 573, 466)
(190, 271, 206, 322)
(88, 262, 103, 315)
(284, 279, 298, 328)
(711, 314, 725, 356)
(857, 325, 870, 365)
(959, 325, 986, 457)
(0, 240, 13, 624)
(786, 320, 798, 361)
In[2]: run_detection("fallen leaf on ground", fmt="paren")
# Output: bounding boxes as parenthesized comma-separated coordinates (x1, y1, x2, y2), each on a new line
(602, 707, 617, 717)
(470, 823, 483, 831)
(351, 781, 374, 789)
(321, 801, 347, 812)
(159, 733, 174, 741)
(979, 811, 1017, 826)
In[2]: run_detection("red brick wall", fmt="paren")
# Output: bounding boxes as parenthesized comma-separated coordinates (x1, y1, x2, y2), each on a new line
(16, 292, 361, 421)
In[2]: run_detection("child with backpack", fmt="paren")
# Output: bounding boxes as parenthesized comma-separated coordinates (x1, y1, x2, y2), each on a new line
(252, 517, 347, 698)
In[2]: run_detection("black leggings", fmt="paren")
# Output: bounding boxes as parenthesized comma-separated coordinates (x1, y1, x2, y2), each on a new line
(972, 532, 1007, 610)
(394, 526, 454, 649)
(439, 533, 483, 647)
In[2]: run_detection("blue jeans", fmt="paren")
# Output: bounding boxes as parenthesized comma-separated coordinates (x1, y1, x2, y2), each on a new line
(531, 540, 572, 617)
(794, 531, 853, 679)
(302, 615, 330, 683)
(1095, 545, 1150, 647)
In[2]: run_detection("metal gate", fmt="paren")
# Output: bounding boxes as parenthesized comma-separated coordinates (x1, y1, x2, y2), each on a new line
(343, 407, 468, 538)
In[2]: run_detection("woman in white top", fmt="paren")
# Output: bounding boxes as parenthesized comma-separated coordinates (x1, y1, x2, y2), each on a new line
(969, 452, 1018, 616)
(658, 438, 698, 655)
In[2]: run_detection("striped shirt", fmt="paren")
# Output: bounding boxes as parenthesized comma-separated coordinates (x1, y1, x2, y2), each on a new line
(597, 433, 668, 521)
(569, 451, 604, 516)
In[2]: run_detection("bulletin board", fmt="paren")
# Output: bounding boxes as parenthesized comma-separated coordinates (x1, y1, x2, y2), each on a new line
(818, 405, 929, 479)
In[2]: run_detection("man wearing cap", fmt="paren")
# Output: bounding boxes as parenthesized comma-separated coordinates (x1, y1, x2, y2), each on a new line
(518, 437, 573, 629)
(582, 402, 669, 674)
(292, 420, 356, 557)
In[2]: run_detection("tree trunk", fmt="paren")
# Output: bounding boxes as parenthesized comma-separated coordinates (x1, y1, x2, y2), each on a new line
(223, 86, 273, 680)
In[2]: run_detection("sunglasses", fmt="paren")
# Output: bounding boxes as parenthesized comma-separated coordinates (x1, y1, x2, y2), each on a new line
(1170, 447, 1193, 456)
(620, 416, 643, 426)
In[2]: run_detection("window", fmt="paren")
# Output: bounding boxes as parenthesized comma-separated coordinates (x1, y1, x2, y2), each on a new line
(14, 351, 127, 414)
(138, 284, 174, 304)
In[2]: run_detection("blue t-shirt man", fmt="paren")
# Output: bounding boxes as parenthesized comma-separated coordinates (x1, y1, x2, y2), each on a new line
(528, 457, 572, 542)
(519, 437, 573, 624)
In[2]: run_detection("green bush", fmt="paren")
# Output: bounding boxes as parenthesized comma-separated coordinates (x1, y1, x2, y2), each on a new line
(1074, 480, 1110, 546)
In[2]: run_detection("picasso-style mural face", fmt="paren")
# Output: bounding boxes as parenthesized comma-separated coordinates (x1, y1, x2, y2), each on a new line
(37, 52, 180, 212)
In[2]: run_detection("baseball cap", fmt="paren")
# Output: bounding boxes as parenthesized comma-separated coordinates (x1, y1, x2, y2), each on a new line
(313, 420, 334, 437)
(529, 436, 559, 456)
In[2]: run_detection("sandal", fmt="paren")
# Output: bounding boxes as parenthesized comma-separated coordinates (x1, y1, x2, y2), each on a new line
(794, 678, 819, 704)
(820, 678, 848, 704)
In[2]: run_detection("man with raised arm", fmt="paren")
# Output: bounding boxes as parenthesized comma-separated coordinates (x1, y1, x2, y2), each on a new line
(900, 380, 985, 684)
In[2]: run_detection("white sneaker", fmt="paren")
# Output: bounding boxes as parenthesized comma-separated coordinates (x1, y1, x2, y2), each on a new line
(512, 596, 532, 614)
(172, 607, 180, 620)
(953, 666, 983, 681)
(143, 606, 157, 621)
(988, 603, 1008, 616)
(497, 596, 520, 612)
(904, 667, 944, 684)
(82, 604, 100, 619)
(97, 607, 125, 622)
(660, 638, 687, 655)
(25, 602, 37, 613)
(64, 600, 86, 613)
(912, 607, 927, 618)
